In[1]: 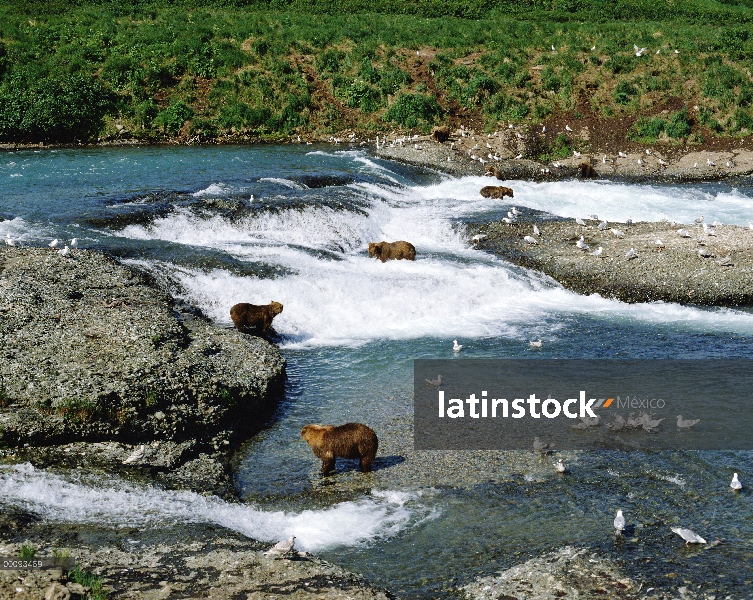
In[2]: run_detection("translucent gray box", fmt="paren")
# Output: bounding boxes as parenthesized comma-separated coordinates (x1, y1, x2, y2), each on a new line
(414, 360, 753, 450)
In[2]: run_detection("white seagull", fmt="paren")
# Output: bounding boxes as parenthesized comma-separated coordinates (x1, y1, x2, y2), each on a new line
(625, 248, 638, 260)
(618, 151, 628, 158)
(555, 459, 566, 473)
(731, 473, 742, 491)
(471, 234, 487, 242)
(626, 217, 633, 225)
(576, 217, 586, 226)
(598, 220, 608, 230)
(634, 44, 647, 57)
(265, 536, 297, 557)
(530, 340, 543, 348)
(524, 235, 538, 244)
(426, 375, 442, 386)
(59, 245, 71, 257)
(707, 158, 716, 167)
(695, 215, 704, 223)
(49, 238, 60, 248)
(677, 228, 691, 238)
(533, 436, 552, 451)
(565, 125, 573, 132)
(5, 235, 16, 246)
(590, 246, 603, 257)
(614, 509, 626, 535)
(576, 236, 589, 250)
(676, 415, 700, 429)
(654, 239, 665, 251)
(123, 445, 145, 465)
(611, 228, 625, 238)
(671, 527, 706, 545)
(453, 340, 463, 352)
(533, 224, 541, 236)
(70, 238, 78, 248)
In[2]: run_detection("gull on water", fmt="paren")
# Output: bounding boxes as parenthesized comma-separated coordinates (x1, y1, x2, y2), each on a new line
(555, 459, 566, 473)
(533, 436, 552, 452)
(606, 413, 626, 431)
(614, 510, 626, 535)
(5, 235, 16, 247)
(625, 248, 638, 260)
(265, 536, 297, 558)
(677, 228, 691, 238)
(426, 375, 442, 386)
(611, 228, 625, 238)
(524, 235, 538, 244)
(453, 340, 463, 352)
(731, 473, 742, 490)
(511, 207, 520, 215)
(49, 239, 60, 248)
(671, 527, 706, 545)
(590, 246, 603, 257)
(529, 340, 543, 348)
(676, 415, 700, 429)
(576, 236, 589, 250)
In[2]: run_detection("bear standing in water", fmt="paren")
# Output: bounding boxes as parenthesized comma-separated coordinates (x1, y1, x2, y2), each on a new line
(301, 423, 379, 474)
(230, 301, 283, 335)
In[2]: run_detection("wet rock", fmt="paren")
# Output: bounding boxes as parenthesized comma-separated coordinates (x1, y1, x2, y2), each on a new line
(0, 246, 285, 495)
(470, 219, 753, 305)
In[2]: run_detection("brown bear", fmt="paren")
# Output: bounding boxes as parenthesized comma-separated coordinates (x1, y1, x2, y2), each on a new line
(484, 165, 504, 180)
(367, 241, 416, 263)
(580, 162, 597, 179)
(480, 186, 514, 199)
(301, 423, 378, 474)
(431, 125, 450, 143)
(230, 301, 283, 334)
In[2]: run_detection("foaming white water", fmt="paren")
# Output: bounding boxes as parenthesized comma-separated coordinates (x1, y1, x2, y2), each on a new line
(258, 177, 307, 190)
(0, 464, 426, 551)
(192, 182, 239, 197)
(118, 170, 753, 346)
(413, 176, 753, 225)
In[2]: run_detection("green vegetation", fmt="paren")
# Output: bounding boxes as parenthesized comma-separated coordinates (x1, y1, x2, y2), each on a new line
(69, 564, 107, 600)
(0, 0, 752, 143)
(56, 397, 97, 423)
(19, 544, 36, 558)
(627, 108, 692, 142)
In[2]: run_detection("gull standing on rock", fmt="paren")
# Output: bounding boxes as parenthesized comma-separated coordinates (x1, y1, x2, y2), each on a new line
(695, 215, 704, 223)
(70, 238, 78, 248)
(625, 248, 638, 260)
(49, 238, 60, 249)
(533, 224, 541, 236)
(590, 246, 603, 257)
(576, 236, 589, 251)
(524, 235, 538, 244)
(614, 510, 626, 535)
(123, 445, 145, 465)
(598, 220, 608, 230)
(265, 536, 297, 558)
(59, 245, 71, 257)
(677, 229, 691, 238)
(555, 459, 566, 473)
(653, 239, 665, 251)
(731, 473, 742, 490)
(611, 228, 625, 238)
(5, 235, 16, 246)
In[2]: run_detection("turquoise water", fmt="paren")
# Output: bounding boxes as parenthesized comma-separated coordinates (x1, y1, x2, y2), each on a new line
(2, 145, 753, 597)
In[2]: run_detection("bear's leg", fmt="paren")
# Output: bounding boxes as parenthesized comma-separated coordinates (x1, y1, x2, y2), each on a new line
(359, 455, 373, 472)
(321, 455, 336, 475)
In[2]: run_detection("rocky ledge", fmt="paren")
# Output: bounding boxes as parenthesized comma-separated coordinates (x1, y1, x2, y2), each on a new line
(469, 219, 753, 305)
(463, 546, 705, 600)
(0, 511, 394, 600)
(0, 246, 285, 497)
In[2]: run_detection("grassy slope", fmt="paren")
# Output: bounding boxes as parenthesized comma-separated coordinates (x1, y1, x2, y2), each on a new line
(0, 0, 752, 149)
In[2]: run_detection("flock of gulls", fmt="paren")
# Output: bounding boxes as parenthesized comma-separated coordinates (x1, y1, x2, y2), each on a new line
(4, 234, 79, 256)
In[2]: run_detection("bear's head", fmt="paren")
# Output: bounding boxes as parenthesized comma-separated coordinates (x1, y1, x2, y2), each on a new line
(301, 423, 329, 442)
(269, 301, 283, 315)
(368, 243, 383, 258)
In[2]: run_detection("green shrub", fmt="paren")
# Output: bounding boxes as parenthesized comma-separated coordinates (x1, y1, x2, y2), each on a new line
(345, 80, 383, 112)
(316, 49, 345, 76)
(69, 565, 107, 600)
(733, 108, 753, 131)
(463, 74, 498, 105)
(665, 107, 691, 138)
(378, 64, 411, 95)
(627, 108, 691, 141)
(486, 93, 529, 120)
(383, 93, 442, 128)
(154, 100, 193, 134)
(614, 80, 638, 104)
(19, 545, 36, 559)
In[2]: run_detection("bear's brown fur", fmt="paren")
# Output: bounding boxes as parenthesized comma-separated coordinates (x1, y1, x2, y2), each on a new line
(480, 185, 514, 199)
(580, 162, 597, 179)
(230, 301, 283, 334)
(367, 240, 416, 263)
(484, 165, 504, 180)
(431, 125, 450, 143)
(301, 423, 379, 474)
